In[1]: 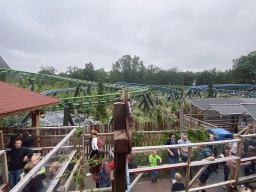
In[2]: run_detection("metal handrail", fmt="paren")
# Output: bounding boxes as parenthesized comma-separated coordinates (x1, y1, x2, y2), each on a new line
(10, 128, 77, 192)
(131, 139, 240, 152)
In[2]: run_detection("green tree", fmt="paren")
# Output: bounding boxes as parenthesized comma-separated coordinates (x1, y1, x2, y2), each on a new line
(38, 66, 57, 75)
(208, 82, 214, 97)
(84, 62, 95, 81)
(95, 68, 109, 82)
(94, 80, 108, 121)
(232, 52, 256, 84)
(155, 107, 163, 122)
(119, 55, 132, 82)
(109, 61, 124, 83)
(0, 72, 7, 82)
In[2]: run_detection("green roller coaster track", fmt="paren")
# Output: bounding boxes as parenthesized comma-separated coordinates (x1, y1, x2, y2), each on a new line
(0, 68, 149, 110)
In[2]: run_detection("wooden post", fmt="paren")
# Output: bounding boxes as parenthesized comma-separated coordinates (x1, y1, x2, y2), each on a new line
(0, 131, 4, 150)
(189, 164, 209, 189)
(234, 140, 243, 185)
(31, 110, 40, 147)
(185, 147, 192, 192)
(180, 96, 184, 134)
(190, 104, 192, 127)
(113, 102, 129, 192)
(254, 120, 256, 134)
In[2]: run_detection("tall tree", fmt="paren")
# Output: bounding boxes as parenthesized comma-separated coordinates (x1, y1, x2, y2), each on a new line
(94, 80, 108, 121)
(232, 51, 256, 84)
(109, 61, 124, 83)
(38, 66, 57, 75)
(84, 62, 95, 81)
(119, 55, 132, 82)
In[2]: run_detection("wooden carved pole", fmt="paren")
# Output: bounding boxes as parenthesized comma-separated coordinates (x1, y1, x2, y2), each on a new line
(113, 89, 132, 192)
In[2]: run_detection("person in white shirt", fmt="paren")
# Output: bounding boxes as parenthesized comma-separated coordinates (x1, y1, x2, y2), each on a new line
(86, 129, 99, 176)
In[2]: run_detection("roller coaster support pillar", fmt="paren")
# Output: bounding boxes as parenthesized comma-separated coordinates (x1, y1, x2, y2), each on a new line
(28, 79, 35, 91)
(74, 85, 80, 97)
(142, 94, 150, 111)
(146, 93, 154, 107)
(19, 79, 35, 124)
(63, 103, 74, 126)
(31, 110, 40, 147)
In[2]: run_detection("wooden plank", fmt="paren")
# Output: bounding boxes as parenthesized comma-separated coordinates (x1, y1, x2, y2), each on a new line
(234, 140, 243, 187)
(185, 147, 192, 192)
(0, 131, 4, 150)
(188, 164, 209, 189)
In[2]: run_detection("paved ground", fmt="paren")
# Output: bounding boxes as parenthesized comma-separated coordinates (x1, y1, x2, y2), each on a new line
(82, 166, 227, 192)
(80, 164, 255, 192)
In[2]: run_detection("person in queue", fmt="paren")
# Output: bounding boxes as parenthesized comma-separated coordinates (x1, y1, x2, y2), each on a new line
(86, 129, 99, 176)
(166, 132, 180, 184)
(178, 133, 193, 180)
(9, 138, 33, 189)
(197, 144, 215, 192)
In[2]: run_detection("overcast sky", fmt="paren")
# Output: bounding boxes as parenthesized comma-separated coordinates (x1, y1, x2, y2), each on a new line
(0, 0, 256, 74)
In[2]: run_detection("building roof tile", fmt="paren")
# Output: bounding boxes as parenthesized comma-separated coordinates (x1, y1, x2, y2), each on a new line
(0, 81, 61, 119)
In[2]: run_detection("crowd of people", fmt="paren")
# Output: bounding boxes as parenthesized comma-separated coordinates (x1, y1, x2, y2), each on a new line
(5, 124, 256, 192)
(85, 126, 256, 191)
(6, 131, 64, 192)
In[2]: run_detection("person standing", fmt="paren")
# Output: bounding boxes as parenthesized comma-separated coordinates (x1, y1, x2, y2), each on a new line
(197, 145, 215, 192)
(86, 129, 99, 176)
(90, 129, 99, 159)
(149, 151, 162, 183)
(9, 138, 33, 189)
(178, 133, 192, 180)
(166, 132, 180, 184)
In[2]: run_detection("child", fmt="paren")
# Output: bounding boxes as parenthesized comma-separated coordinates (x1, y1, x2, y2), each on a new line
(171, 173, 185, 192)
(20, 154, 45, 179)
(224, 148, 233, 181)
(149, 151, 162, 184)
(91, 150, 110, 188)
(48, 162, 60, 182)
(231, 134, 239, 155)
(21, 162, 34, 191)
(47, 162, 61, 192)
(31, 154, 46, 175)
(22, 162, 46, 192)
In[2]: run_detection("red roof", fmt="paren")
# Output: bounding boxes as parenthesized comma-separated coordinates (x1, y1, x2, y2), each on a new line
(0, 81, 61, 119)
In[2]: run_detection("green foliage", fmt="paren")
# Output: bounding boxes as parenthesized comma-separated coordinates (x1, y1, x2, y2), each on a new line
(171, 103, 177, 112)
(0, 115, 20, 128)
(38, 65, 57, 75)
(132, 131, 144, 147)
(0, 73, 6, 82)
(87, 84, 92, 95)
(186, 127, 208, 143)
(208, 82, 214, 98)
(155, 107, 163, 123)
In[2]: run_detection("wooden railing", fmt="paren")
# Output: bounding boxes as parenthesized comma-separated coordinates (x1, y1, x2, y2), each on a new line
(182, 114, 218, 130)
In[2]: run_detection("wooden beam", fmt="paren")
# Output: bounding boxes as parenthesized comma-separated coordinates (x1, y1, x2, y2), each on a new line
(31, 110, 40, 147)
(0, 131, 4, 150)
(189, 164, 209, 189)
(185, 147, 192, 192)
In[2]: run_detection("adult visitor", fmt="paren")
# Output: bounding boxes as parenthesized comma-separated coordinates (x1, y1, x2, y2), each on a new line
(9, 138, 33, 189)
(166, 132, 180, 184)
(86, 129, 99, 176)
(178, 133, 192, 180)
(197, 145, 215, 192)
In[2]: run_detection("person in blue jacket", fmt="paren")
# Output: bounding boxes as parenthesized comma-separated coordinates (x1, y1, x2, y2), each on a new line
(166, 132, 180, 184)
